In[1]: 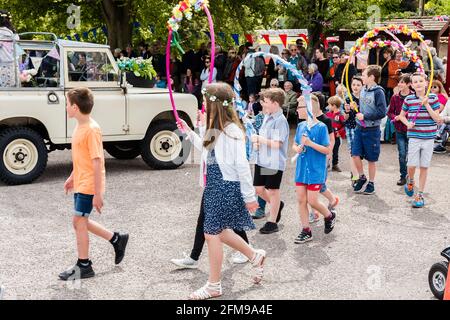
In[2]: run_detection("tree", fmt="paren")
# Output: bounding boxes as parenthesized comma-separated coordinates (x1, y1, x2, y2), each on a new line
(281, 0, 425, 57)
(0, 0, 279, 51)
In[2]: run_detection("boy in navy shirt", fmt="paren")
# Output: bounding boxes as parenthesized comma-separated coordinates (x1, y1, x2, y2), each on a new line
(352, 65, 387, 195)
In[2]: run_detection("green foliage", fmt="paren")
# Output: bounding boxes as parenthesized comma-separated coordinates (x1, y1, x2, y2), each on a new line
(0, 0, 447, 54)
(425, 0, 450, 15)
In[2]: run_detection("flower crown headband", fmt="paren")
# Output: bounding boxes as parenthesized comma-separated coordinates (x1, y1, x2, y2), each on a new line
(201, 87, 234, 107)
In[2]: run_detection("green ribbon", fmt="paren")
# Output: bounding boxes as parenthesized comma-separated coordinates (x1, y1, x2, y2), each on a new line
(171, 31, 185, 55)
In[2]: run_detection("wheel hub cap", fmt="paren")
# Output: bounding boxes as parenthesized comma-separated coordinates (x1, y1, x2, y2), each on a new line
(433, 272, 446, 291)
(150, 130, 182, 162)
(3, 139, 38, 175)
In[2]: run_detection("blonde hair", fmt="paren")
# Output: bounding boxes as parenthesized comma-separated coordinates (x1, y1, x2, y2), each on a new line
(202, 83, 244, 149)
(263, 88, 285, 107)
(328, 96, 343, 109)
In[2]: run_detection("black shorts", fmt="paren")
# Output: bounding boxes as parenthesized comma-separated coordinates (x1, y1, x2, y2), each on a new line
(253, 164, 284, 190)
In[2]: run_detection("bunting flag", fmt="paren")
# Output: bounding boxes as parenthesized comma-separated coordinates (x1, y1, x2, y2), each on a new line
(133, 22, 141, 28)
(30, 57, 43, 71)
(101, 26, 108, 37)
(279, 34, 287, 48)
(262, 34, 271, 45)
(66, 35, 72, 41)
(244, 34, 253, 44)
(46, 47, 60, 61)
(231, 34, 239, 45)
(91, 28, 97, 39)
(320, 33, 328, 49)
(298, 33, 309, 44)
(218, 32, 225, 41)
(74, 34, 81, 41)
(204, 31, 211, 39)
(82, 31, 89, 39)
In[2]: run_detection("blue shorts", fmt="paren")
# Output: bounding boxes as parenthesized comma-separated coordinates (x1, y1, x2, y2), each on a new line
(74, 193, 94, 217)
(351, 126, 381, 162)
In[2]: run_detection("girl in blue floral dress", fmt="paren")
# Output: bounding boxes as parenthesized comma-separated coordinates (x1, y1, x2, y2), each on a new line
(178, 83, 267, 300)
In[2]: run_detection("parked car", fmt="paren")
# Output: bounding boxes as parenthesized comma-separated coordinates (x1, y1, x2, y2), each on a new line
(0, 32, 197, 185)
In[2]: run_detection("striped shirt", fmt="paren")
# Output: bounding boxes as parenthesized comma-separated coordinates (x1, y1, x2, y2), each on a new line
(402, 93, 440, 140)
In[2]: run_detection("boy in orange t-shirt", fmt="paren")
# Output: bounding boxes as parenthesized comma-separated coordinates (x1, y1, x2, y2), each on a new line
(59, 87, 129, 281)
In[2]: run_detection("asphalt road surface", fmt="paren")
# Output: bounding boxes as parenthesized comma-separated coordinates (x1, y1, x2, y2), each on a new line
(0, 132, 449, 300)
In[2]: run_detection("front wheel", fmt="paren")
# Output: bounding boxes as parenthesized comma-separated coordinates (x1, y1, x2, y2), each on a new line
(140, 121, 191, 169)
(0, 127, 48, 185)
(428, 261, 448, 300)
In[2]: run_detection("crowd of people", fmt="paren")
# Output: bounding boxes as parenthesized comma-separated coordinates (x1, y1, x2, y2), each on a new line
(2, 9, 450, 300)
(168, 39, 449, 299)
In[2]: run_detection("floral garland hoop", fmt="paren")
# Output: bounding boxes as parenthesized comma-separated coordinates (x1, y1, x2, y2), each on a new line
(344, 24, 434, 123)
(166, 0, 215, 124)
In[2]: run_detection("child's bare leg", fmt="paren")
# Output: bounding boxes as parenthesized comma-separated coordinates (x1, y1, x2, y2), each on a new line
(350, 157, 359, 178)
(352, 156, 364, 175)
(418, 167, 428, 192)
(73, 216, 89, 259)
(219, 229, 254, 260)
(204, 233, 223, 283)
(296, 186, 309, 229)
(87, 219, 114, 241)
(368, 161, 376, 182)
(321, 188, 337, 207)
(255, 186, 270, 203)
(408, 166, 416, 181)
(266, 189, 280, 223)
(308, 191, 331, 218)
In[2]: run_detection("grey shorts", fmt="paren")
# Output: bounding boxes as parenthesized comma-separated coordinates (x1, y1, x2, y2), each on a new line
(407, 138, 434, 168)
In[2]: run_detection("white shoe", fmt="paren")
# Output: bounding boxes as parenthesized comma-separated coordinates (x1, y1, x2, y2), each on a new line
(170, 253, 199, 269)
(231, 251, 249, 264)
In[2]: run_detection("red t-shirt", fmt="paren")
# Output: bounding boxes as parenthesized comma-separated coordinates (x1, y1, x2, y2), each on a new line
(326, 111, 346, 139)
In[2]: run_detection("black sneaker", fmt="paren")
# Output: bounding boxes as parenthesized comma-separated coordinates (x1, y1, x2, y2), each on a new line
(276, 201, 284, 223)
(363, 182, 375, 195)
(397, 177, 407, 186)
(259, 222, 279, 234)
(324, 210, 336, 234)
(113, 233, 129, 265)
(434, 145, 447, 154)
(353, 176, 367, 193)
(59, 263, 95, 281)
(294, 229, 313, 244)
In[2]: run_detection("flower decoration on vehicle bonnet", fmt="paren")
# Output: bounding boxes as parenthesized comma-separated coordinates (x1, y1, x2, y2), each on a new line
(201, 87, 234, 108)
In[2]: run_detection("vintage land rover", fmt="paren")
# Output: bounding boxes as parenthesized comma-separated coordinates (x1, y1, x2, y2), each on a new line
(0, 32, 197, 185)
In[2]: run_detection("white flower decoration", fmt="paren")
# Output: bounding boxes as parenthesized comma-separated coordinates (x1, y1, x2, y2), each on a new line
(201, 87, 207, 95)
(223, 100, 229, 107)
(210, 95, 217, 102)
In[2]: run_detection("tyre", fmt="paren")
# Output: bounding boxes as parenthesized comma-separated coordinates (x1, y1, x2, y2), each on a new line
(140, 121, 191, 169)
(105, 142, 141, 160)
(428, 261, 449, 300)
(0, 127, 48, 185)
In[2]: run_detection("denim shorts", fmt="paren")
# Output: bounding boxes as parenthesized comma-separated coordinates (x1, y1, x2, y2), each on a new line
(74, 193, 94, 217)
(351, 126, 381, 162)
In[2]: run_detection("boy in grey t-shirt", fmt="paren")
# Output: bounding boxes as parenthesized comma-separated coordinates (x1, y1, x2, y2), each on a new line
(251, 88, 289, 234)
